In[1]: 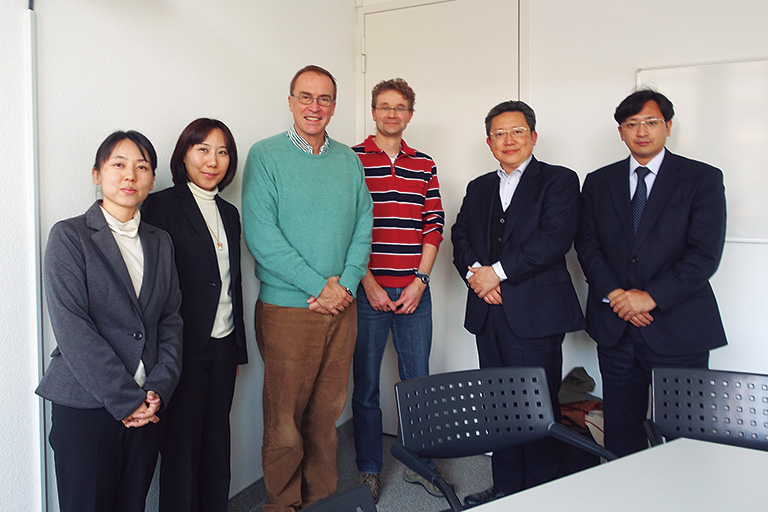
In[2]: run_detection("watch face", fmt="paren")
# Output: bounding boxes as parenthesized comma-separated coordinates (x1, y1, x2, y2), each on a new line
(418, 274, 429, 284)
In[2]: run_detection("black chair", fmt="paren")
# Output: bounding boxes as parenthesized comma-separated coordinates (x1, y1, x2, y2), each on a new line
(300, 484, 377, 512)
(390, 367, 616, 511)
(645, 367, 768, 451)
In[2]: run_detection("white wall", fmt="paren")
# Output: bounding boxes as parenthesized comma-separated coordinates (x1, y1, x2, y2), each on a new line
(0, 6, 43, 512)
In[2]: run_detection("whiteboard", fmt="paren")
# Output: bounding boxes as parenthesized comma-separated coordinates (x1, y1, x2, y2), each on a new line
(638, 60, 768, 242)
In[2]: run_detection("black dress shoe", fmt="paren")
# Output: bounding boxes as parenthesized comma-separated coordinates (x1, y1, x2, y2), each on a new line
(463, 486, 505, 507)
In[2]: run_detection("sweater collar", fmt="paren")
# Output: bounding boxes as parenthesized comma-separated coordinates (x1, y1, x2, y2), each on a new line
(100, 204, 140, 238)
(187, 180, 218, 202)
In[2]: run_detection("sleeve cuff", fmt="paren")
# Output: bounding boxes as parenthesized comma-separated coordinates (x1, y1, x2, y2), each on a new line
(465, 261, 481, 280)
(492, 261, 507, 282)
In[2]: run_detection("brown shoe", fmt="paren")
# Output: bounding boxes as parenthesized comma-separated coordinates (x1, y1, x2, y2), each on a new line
(361, 472, 381, 503)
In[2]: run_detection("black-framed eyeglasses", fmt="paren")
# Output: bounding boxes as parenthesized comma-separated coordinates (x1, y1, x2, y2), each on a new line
(621, 118, 666, 130)
(375, 106, 411, 113)
(292, 93, 334, 107)
(489, 127, 530, 140)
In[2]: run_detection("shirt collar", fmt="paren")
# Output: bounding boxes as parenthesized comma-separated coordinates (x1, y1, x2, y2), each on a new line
(362, 134, 417, 157)
(287, 125, 330, 155)
(629, 147, 666, 176)
(496, 154, 533, 181)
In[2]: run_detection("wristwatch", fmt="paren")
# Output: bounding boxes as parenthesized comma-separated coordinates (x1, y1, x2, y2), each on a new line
(415, 271, 430, 285)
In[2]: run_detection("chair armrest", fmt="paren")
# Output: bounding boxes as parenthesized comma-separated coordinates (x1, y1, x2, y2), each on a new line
(644, 419, 664, 447)
(390, 442, 464, 511)
(549, 422, 618, 461)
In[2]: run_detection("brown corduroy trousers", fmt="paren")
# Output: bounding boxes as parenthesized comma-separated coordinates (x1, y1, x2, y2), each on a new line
(255, 300, 357, 512)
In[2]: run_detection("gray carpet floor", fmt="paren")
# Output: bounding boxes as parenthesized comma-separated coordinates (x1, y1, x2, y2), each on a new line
(227, 420, 493, 512)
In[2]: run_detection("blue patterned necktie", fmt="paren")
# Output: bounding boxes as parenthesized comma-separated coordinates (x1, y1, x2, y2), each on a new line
(632, 166, 650, 236)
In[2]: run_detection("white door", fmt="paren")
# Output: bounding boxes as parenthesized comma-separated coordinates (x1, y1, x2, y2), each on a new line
(360, 0, 520, 434)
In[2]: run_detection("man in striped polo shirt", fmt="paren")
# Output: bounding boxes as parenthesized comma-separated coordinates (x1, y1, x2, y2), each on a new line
(351, 78, 446, 502)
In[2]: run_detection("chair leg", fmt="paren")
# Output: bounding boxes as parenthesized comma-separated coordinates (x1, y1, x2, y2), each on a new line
(390, 442, 464, 511)
(548, 422, 618, 461)
(644, 419, 664, 447)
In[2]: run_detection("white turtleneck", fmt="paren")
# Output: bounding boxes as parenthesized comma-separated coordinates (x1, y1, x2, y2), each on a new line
(187, 181, 235, 339)
(100, 205, 147, 387)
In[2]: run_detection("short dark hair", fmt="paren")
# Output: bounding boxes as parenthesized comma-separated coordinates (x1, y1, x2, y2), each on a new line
(290, 65, 338, 100)
(170, 118, 238, 191)
(93, 130, 157, 175)
(614, 89, 675, 124)
(371, 78, 416, 110)
(484, 100, 536, 136)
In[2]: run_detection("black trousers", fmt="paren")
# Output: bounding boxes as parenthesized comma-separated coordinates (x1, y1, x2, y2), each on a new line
(159, 333, 238, 512)
(475, 306, 564, 495)
(598, 325, 709, 457)
(50, 403, 161, 512)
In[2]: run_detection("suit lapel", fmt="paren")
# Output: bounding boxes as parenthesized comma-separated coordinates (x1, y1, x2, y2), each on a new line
(633, 151, 682, 249)
(176, 184, 218, 270)
(501, 157, 538, 244)
(137, 222, 158, 313)
(607, 159, 635, 244)
(221, 200, 240, 283)
(86, 203, 142, 316)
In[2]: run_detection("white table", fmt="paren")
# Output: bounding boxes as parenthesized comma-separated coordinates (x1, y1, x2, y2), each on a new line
(471, 438, 768, 511)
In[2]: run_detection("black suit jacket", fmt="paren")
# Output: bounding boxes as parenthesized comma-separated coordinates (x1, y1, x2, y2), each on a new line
(575, 150, 727, 355)
(142, 184, 248, 364)
(452, 156, 585, 338)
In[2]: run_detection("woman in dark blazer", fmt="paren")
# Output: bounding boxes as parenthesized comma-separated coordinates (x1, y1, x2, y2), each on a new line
(142, 118, 248, 512)
(36, 130, 183, 512)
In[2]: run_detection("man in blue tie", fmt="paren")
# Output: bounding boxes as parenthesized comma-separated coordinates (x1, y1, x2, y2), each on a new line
(575, 89, 728, 457)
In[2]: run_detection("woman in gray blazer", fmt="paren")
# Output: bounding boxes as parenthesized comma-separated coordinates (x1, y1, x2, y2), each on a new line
(142, 118, 247, 512)
(36, 131, 183, 512)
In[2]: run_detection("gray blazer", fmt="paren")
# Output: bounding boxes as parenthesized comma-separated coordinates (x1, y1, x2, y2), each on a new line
(36, 201, 183, 421)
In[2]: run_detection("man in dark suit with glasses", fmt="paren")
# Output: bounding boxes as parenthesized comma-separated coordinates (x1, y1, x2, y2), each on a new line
(575, 89, 727, 458)
(452, 100, 585, 506)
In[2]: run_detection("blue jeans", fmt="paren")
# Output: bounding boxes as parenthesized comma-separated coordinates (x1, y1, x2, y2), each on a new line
(352, 284, 433, 474)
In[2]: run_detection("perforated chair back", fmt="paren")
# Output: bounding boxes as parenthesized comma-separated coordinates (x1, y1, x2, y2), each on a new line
(651, 367, 768, 451)
(300, 484, 377, 512)
(395, 366, 555, 459)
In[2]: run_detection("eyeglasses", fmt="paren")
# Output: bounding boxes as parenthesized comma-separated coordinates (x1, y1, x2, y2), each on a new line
(489, 127, 530, 140)
(375, 106, 411, 113)
(621, 118, 666, 130)
(292, 93, 334, 107)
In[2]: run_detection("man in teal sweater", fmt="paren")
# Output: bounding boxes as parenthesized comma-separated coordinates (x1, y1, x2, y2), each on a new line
(242, 65, 373, 512)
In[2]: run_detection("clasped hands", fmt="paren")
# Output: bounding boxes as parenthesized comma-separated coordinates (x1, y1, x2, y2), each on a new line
(467, 266, 503, 305)
(364, 277, 426, 314)
(122, 390, 161, 428)
(307, 276, 353, 315)
(607, 288, 657, 327)
(466, 266, 657, 325)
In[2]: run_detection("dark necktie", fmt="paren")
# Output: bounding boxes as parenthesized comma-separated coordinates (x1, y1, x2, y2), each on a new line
(632, 166, 650, 236)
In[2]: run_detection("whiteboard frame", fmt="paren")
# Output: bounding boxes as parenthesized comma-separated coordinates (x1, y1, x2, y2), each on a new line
(637, 59, 768, 244)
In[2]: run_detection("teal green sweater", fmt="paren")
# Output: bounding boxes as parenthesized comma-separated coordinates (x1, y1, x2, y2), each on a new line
(242, 133, 373, 308)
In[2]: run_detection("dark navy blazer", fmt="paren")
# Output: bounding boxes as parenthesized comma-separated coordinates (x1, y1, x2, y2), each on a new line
(575, 151, 727, 355)
(452, 156, 585, 339)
